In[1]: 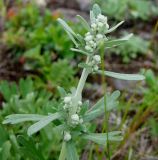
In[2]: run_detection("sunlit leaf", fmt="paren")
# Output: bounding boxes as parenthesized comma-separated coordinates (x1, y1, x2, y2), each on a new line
(76, 15, 90, 31)
(27, 112, 61, 136)
(97, 70, 145, 81)
(82, 131, 123, 145)
(105, 34, 133, 48)
(106, 21, 124, 34)
(66, 141, 79, 160)
(3, 114, 45, 124)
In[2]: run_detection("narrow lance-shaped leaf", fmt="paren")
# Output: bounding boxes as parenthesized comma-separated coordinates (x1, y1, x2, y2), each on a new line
(97, 70, 145, 81)
(106, 21, 124, 34)
(82, 131, 123, 146)
(3, 114, 46, 124)
(105, 34, 133, 48)
(57, 18, 77, 37)
(66, 141, 79, 160)
(27, 112, 61, 136)
(57, 86, 67, 98)
(71, 48, 91, 56)
(76, 15, 90, 31)
(83, 91, 120, 122)
(57, 18, 79, 47)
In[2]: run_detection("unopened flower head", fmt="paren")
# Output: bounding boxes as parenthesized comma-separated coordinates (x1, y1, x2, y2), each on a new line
(93, 55, 101, 63)
(71, 114, 80, 124)
(64, 132, 71, 141)
(64, 96, 71, 104)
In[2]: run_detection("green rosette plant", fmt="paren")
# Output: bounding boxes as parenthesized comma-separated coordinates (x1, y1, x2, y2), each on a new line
(3, 4, 145, 160)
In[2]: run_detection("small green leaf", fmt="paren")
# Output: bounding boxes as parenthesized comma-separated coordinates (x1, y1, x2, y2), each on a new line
(106, 21, 124, 34)
(76, 15, 90, 31)
(105, 34, 133, 48)
(82, 131, 123, 146)
(71, 48, 91, 56)
(92, 4, 101, 18)
(0, 141, 11, 160)
(97, 70, 145, 81)
(27, 112, 61, 136)
(83, 91, 120, 122)
(3, 114, 45, 124)
(66, 141, 79, 160)
(17, 136, 45, 160)
(57, 86, 67, 98)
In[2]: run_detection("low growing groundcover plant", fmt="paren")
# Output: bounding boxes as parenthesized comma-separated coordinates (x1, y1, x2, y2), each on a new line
(3, 4, 145, 160)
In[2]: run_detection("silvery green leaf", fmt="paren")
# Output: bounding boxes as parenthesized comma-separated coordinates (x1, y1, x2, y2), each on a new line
(97, 70, 145, 81)
(57, 86, 67, 98)
(83, 91, 120, 122)
(27, 112, 61, 136)
(57, 18, 76, 37)
(92, 4, 101, 18)
(92, 90, 120, 111)
(82, 131, 123, 145)
(105, 34, 133, 48)
(66, 30, 79, 47)
(90, 10, 96, 24)
(3, 114, 45, 124)
(58, 18, 79, 47)
(76, 15, 90, 31)
(66, 141, 79, 160)
(106, 21, 124, 34)
(71, 48, 91, 56)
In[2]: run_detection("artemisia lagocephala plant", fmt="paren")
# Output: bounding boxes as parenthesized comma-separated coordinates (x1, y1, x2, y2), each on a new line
(3, 4, 145, 160)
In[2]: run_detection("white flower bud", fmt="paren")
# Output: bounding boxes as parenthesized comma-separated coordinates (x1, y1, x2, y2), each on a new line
(106, 23, 109, 29)
(92, 42, 97, 49)
(64, 132, 71, 141)
(93, 65, 99, 71)
(91, 23, 97, 29)
(85, 35, 93, 41)
(71, 114, 79, 122)
(93, 55, 101, 63)
(63, 104, 68, 110)
(96, 34, 103, 40)
(64, 96, 71, 104)
(85, 45, 93, 52)
(85, 32, 90, 36)
(78, 101, 82, 106)
(97, 14, 104, 20)
(98, 22, 104, 28)
(89, 40, 95, 45)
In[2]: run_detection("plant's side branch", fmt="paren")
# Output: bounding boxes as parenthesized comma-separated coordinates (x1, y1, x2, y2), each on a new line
(71, 56, 91, 114)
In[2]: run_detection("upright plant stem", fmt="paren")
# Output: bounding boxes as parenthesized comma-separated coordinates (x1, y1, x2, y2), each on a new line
(100, 44, 111, 160)
(59, 142, 66, 160)
(71, 56, 91, 114)
(75, 56, 90, 98)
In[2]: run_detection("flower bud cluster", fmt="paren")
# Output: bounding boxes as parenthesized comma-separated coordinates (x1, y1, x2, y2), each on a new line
(63, 96, 72, 110)
(88, 55, 101, 72)
(91, 14, 109, 32)
(71, 114, 83, 125)
(84, 14, 109, 53)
